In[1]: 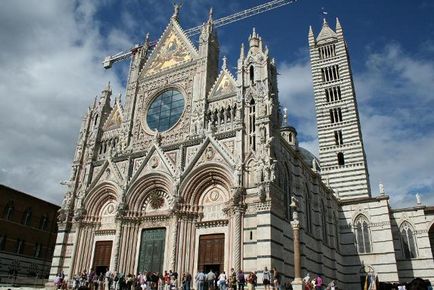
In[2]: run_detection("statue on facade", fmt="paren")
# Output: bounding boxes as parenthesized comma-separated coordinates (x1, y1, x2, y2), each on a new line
(416, 193, 422, 205)
(379, 181, 385, 195)
(290, 196, 299, 221)
(116, 202, 127, 218)
(73, 207, 86, 222)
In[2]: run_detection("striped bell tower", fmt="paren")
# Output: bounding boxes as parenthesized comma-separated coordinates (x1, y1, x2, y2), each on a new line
(309, 18, 371, 199)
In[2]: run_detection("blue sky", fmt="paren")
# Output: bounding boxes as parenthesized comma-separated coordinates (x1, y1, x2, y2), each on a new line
(0, 0, 433, 208)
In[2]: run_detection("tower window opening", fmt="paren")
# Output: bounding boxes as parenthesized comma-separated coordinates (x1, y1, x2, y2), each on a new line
(94, 114, 99, 126)
(334, 130, 343, 145)
(325, 86, 342, 103)
(329, 108, 343, 124)
(337, 152, 345, 166)
(249, 65, 255, 84)
(318, 44, 336, 60)
(250, 231, 253, 240)
(322, 65, 340, 82)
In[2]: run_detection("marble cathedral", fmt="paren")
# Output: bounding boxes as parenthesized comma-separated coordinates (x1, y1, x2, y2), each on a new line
(50, 8, 434, 289)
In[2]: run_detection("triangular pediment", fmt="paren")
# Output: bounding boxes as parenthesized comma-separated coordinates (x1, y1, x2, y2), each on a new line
(88, 159, 124, 191)
(103, 102, 123, 131)
(143, 20, 198, 77)
(129, 144, 176, 186)
(183, 135, 236, 177)
(316, 20, 337, 44)
(209, 68, 237, 99)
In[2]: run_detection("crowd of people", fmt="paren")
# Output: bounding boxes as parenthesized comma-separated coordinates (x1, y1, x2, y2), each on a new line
(54, 267, 338, 290)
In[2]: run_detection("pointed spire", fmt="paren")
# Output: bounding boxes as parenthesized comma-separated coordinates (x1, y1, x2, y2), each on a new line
(308, 25, 315, 46)
(240, 43, 245, 60)
(103, 81, 111, 93)
(336, 17, 342, 30)
(115, 93, 122, 104)
(222, 56, 227, 70)
(208, 7, 213, 23)
(249, 27, 260, 48)
(336, 17, 344, 38)
(316, 18, 337, 43)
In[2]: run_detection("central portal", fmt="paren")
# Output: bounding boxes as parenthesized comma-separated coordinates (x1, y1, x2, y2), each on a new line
(198, 234, 224, 274)
(137, 228, 166, 274)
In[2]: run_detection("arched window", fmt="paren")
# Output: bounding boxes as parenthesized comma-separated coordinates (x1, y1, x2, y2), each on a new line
(39, 215, 48, 230)
(429, 224, 434, 260)
(249, 99, 256, 151)
(21, 207, 32, 226)
(305, 184, 312, 233)
(0, 235, 6, 250)
(3, 201, 14, 220)
(334, 212, 340, 251)
(94, 114, 99, 126)
(400, 221, 417, 259)
(354, 215, 371, 253)
(321, 200, 328, 244)
(337, 152, 345, 166)
(249, 65, 255, 84)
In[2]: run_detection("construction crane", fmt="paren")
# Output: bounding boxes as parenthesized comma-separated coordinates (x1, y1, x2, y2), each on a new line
(103, 0, 297, 69)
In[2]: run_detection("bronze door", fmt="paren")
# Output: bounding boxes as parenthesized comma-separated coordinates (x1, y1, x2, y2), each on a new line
(137, 228, 166, 274)
(198, 234, 224, 273)
(93, 241, 113, 274)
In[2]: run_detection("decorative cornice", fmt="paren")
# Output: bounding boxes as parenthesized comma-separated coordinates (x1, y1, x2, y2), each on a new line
(196, 219, 229, 228)
(95, 229, 116, 236)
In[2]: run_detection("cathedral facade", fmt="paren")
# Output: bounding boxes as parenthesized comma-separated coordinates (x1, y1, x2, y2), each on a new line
(50, 10, 434, 289)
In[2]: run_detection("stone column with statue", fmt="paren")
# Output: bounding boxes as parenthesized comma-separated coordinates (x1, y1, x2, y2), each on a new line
(290, 196, 303, 290)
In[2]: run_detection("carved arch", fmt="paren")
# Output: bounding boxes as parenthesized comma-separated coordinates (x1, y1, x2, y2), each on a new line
(126, 172, 174, 212)
(83, 182, 120, 217)
(180, 163, 233, 206)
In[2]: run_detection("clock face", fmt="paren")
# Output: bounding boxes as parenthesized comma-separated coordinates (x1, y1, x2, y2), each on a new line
(146, 89, 185, 132)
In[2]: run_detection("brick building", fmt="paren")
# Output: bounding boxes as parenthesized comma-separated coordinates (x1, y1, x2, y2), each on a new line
(0, 184, 59, 285)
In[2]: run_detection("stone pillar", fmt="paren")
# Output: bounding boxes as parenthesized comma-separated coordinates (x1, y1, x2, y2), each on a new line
(290, 198, 303, 290)
(112, 219, 123, 271)
(233, 209, 242, 271)
(169, 215, 179, 271)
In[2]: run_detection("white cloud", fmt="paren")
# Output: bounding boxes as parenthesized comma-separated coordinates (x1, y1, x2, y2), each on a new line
(0, 1, 123, 205)
(355, 43, 434, 207)
(277, 43, 434, 208)
(277, 59, 318, 143)
(1, 2, 433, 212)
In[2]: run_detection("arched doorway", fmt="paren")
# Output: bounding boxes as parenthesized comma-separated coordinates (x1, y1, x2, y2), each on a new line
(429, 224, 434, 259)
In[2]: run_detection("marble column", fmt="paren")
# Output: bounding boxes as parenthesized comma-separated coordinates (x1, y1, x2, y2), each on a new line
(112, 219, 123, 271)
(233, 208, 242, 271)
(290, 198, 303, 290)
(169, 215, 179, 271)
